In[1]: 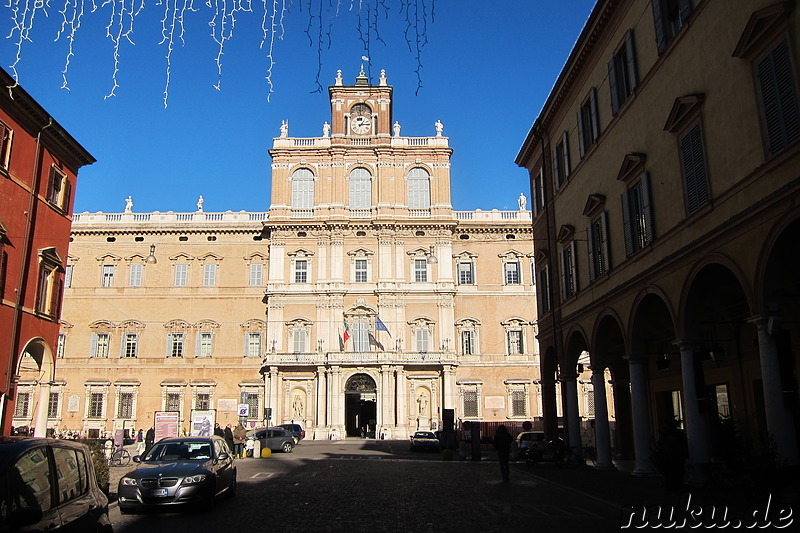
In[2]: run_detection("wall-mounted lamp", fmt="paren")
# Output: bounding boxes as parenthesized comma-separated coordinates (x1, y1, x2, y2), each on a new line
(145, 244, 157, 264)
(426, 245, 438, 264)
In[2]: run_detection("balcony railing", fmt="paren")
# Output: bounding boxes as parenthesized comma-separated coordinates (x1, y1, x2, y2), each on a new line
(261, 350, 458, 367)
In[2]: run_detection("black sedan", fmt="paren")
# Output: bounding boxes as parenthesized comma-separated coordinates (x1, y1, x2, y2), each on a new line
(117, 436, 237, 513)
(410, 431, 440, 452)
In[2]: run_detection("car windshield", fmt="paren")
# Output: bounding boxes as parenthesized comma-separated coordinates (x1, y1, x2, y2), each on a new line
(143, 441, 213, 461)
(414, 432, 435, 439)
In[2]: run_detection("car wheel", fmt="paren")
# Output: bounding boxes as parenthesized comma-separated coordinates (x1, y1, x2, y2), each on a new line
(227, 476, 237, 497)
(282, 441, 294, 453)
(202, 483, 216, 512)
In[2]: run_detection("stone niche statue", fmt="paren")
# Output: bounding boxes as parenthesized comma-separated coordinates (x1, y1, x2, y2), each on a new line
(416, 389, 430, 417)
(292, 394, 304, 419)
(124, 196, 133, 213)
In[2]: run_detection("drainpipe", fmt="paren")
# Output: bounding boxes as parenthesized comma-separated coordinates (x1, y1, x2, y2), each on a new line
(3, 117, 53, 433)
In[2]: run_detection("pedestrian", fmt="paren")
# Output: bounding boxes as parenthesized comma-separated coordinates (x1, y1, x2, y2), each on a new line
(135, 429, 146, 456)
(224, 423, 235, 451)
(214, 422, 225, 438)
(493, 425, 513, 482)
(144, 426, 155, 455)
(233, 423, 247, 458)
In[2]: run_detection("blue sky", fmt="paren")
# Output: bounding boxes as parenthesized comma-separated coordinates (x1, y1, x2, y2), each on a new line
(1, 1, 595, 214)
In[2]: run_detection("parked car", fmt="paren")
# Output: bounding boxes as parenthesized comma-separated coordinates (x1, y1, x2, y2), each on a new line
(117, 436, 236, 514)
(247, 427, 295, 453)
(277, 423, 306, 444)
(515, 431, 546, 460)
(0, 436, 113, 532)
(409, 431, 440, 452)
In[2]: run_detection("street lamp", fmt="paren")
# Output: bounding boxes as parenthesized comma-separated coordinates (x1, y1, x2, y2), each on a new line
(145, 244, 157, 265)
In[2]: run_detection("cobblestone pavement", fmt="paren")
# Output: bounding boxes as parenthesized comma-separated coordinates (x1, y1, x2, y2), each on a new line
(107, 439, 798, 532)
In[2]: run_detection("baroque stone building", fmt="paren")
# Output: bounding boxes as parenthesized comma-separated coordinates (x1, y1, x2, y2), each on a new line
(26, 70, 594, 440)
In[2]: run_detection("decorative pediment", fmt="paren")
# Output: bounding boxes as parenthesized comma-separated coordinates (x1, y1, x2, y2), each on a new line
(67, 254, 79, 262)
(119, 320, 146, 331)
(287, 248, 314, 258)
(244, 252, 267, 261)
(198, 252, 223, 262)
(125, 253, 145, 262)
(616, 153, 646, 183)
(582, 194, 606, 217)
(663, 94, 705, 133)
(408, 316, 435, 327)
(501, 317, 529, 327)
(39, 247, 64, 268)
(285, 317, 313, 327)
(498, 249, 525, 260)
(453, 250, 478, 260)
(168, 252, 195, 261)
(536, 249, 549, 263)
(455, 317, 481, 327)
(59, 320, 74, 329)
(195, 319, 220, 330)
(95, 252, 121, 262)
(346, 297, 377, 315)
(407, 247, 430, 257)
(164, 319, 191, 331)
(347, 247, 374, 258)
(732, 2, 793, 58)
(557, 225, 575, 244)
(89, 320, 115, 330)
(240, 319, 266, 331)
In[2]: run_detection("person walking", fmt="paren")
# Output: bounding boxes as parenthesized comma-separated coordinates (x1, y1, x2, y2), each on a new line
(144, 426, 155, 455)
(224, 423, 235, 451)
(493, 425, 513, 482)
(233, 423, 247, 458)
(135, 429, 146, 456)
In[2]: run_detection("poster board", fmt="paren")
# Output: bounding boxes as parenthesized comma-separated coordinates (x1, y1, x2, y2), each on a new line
(154, 411, 180, 442)
(191, 410, 216, 436)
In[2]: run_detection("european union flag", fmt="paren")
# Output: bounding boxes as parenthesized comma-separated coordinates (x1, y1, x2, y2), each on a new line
(376, 316, 391, 337)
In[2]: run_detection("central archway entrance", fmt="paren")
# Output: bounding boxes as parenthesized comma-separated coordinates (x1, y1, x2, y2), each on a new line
(345, 373, 377, 437)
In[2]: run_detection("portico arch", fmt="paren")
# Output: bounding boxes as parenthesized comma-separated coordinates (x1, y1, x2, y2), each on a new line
(15, 338, 56, 437)
(344, 372, 377, 437)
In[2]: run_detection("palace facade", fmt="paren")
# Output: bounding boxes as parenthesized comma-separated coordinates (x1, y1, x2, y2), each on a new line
(21, 70, 608, 440)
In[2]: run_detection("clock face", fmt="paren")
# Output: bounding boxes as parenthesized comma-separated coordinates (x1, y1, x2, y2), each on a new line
(350, 104, 372, 135)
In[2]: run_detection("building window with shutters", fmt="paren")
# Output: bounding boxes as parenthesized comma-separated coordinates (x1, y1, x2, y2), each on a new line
(588, 212, 610, 281)
(407, 167, 431, 211)
(349, 167, 372, 211)
(245, 333, 262, 357)
(203, 263, 217, 287)
(14, 392, 31, 418)
(678, 121, 710, 214)
(167, 333, 184, 358)
(46, 165, 71, 211)
(291, 168, 315, 216)
(198, 332, 213, 357)
(459, 384, 481, 419)
(91, 333, 110, 358)
(414, 258, 428, 282)
(538, 266, 551, 313)
(622, 173, 654, 256)
(249, 263, 263, 286)
(56, 334, 66, 359)
(609, 30, 638, 115)
(755, 38, 800, 157)
(531, 167, 546, 217)
(560, 241, 578, 300)
(122, 333, 138, 358)
(0, 120, 12, 170)
(129, 263, 142, 287)
(355, 259, 368, 283)
(88, 392, 104, 419)
(552, 132, 571, 189)
(294, 259, 308, 283)
(455, 318, 480, 356)
(651, 0, 693, 55)
(117, 392, 134, 419)
(577, 88, 601, 157)
(47, 392, 60, 419)
(174, 263, 188, 287)
(64, 264, 73, 288)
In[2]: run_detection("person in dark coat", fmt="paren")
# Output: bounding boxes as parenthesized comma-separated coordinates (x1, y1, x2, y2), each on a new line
(493, 425, 513, 482)
(144, 426, 156, 455)
(224, 424, 235, 452)
(214, 423, 225, 438)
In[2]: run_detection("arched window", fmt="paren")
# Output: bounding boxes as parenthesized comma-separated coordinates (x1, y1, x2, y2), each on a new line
(408, 167, 430, 209)
(291, 168, 315, 209)
(349, 167, 372, 209)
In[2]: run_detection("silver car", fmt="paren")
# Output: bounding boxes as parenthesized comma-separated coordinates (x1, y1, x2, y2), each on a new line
(117, 436, 236, 513)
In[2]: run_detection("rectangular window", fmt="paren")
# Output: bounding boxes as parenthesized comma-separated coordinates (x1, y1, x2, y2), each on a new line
(560, 241, 577, 299)
(552, 132, 571, 189)
(166, 393, 181, 412)
(504, 261, 521, 285)
(457, 262, 474, 285)
(46, 166, 70, 210)
(198, 333, 213, 357)
(65, 264, 73, 288)
(35, 265, 56, 315)
(352, 322, 369, 352)
(680, 122, 710, 214)
(756, 39, 800, 157)
(532, 168, 546, 216)
(167, 333, 184, 358)
(203, 263, 217, 287)
(652, 0, 692, 55)
(294, 260, 308, 283)
(122, 333, 138, 358)
(622, 173, 654, 256)
(415, 329, 429, 353)
(292, 329, 307, 353)
(117, 392, 134, 419)
(174, 264, 188, 287)
(249, 263, 263, 286)
(463, 390, 479, 418)
(539, 267, 551, 313)
(0, 249, 7, 299)
(577, 88, 601, 157)
(195, 393, 211, 410)
(511, 390, 526, 417)
(508, 330, 524, 355)
(0, 120, 12, 169)
(588, 212, 610, 281)
(101, 265, 114, 288)
(609, 30, 638, 115)
(244, 392, 259, 420)
(88, 393, 104, 419)
(92, 333, 110, 358)
(246, 333, 262, 357)
(461, 330, 475, 355)
(14, 392, 30, 418)
(354, 259, 368, 283)
(56, 334, 66, 359)
(47, 392, 59, 419)
(129, 264, 142, 287)
(414, 259, 428, 282)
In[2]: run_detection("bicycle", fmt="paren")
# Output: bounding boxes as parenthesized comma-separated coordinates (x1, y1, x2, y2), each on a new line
(108, 446, 132, 467)
(556, 445, 596, 468)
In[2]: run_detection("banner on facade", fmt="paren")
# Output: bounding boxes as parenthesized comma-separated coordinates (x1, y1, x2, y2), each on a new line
(154, 411, 180, 442)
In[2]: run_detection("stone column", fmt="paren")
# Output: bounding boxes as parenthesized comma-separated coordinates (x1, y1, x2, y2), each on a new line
(676, 340, 711, 485)
(540, 377, 558, 439)
(330, 368, 343, 437)
(628, 355, 656, 475)
(591, 368, 614, 469)
(396, 368, 407, 437)
(33, 382, 51, 437)
(750, 316, 799, 465)
(560, 373, 581, 450)
(315, 366, 327, 435)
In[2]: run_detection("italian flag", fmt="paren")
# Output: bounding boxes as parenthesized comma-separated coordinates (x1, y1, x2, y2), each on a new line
(342, 319, 351, 344)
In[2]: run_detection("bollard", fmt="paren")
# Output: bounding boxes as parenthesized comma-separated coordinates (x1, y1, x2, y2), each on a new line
(261, 447, 272, 458)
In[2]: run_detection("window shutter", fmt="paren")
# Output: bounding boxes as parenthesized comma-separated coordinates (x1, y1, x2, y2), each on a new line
(559, 247, 568, 300)
(570, 241, 578, 294)
(601, 211, 610, 274)
(590, 88, 600, 142)
(625, 30, 638, 92)
(91, 334, 98, 358)
(587, 224, 596, 282)
(678, 0, 693, 25)
(651, 0, 668, 55)
(577, 109, 586, 156)
(640, 172, 654, 246)
(562, 131, 571, 178)
(63, 179, 71, 210)
(621, 192, 634, 256)
(758, 40, 800, 156)
(608, 56, 620, 115)
(552, 146, 561, 189)
(681, 123, 709, 213)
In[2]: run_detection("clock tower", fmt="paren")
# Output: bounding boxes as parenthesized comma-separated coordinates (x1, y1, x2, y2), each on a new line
(329, 67, 393, 138)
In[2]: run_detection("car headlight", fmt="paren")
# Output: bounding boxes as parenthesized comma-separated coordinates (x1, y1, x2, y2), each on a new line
(182, 474, 208, 485)
(120, 477, 138, 486)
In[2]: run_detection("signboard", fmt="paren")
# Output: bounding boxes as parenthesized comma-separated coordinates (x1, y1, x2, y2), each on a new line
(237, 404, 249, 418)
(484, 396, 506, 409)
(217, 399, 238, 412)
(154, 411, 180, 442)
(191, 410, 216, 437)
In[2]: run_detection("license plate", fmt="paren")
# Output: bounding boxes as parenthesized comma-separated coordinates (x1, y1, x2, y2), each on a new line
(152, 488, 168, 497)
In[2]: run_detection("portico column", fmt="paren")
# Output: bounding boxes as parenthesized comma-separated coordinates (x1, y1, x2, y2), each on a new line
(560, 373, 581, 450)
(749, 316, 799, 465)
(33, 382, 51, 437)
(675, 340, 711, 485)
(316, 366, 327, 431)
(540, 377, 558, 439)
(396, 368, 407, 436)
(590, 368, 614, 469)
(628, 354, 656, 475)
